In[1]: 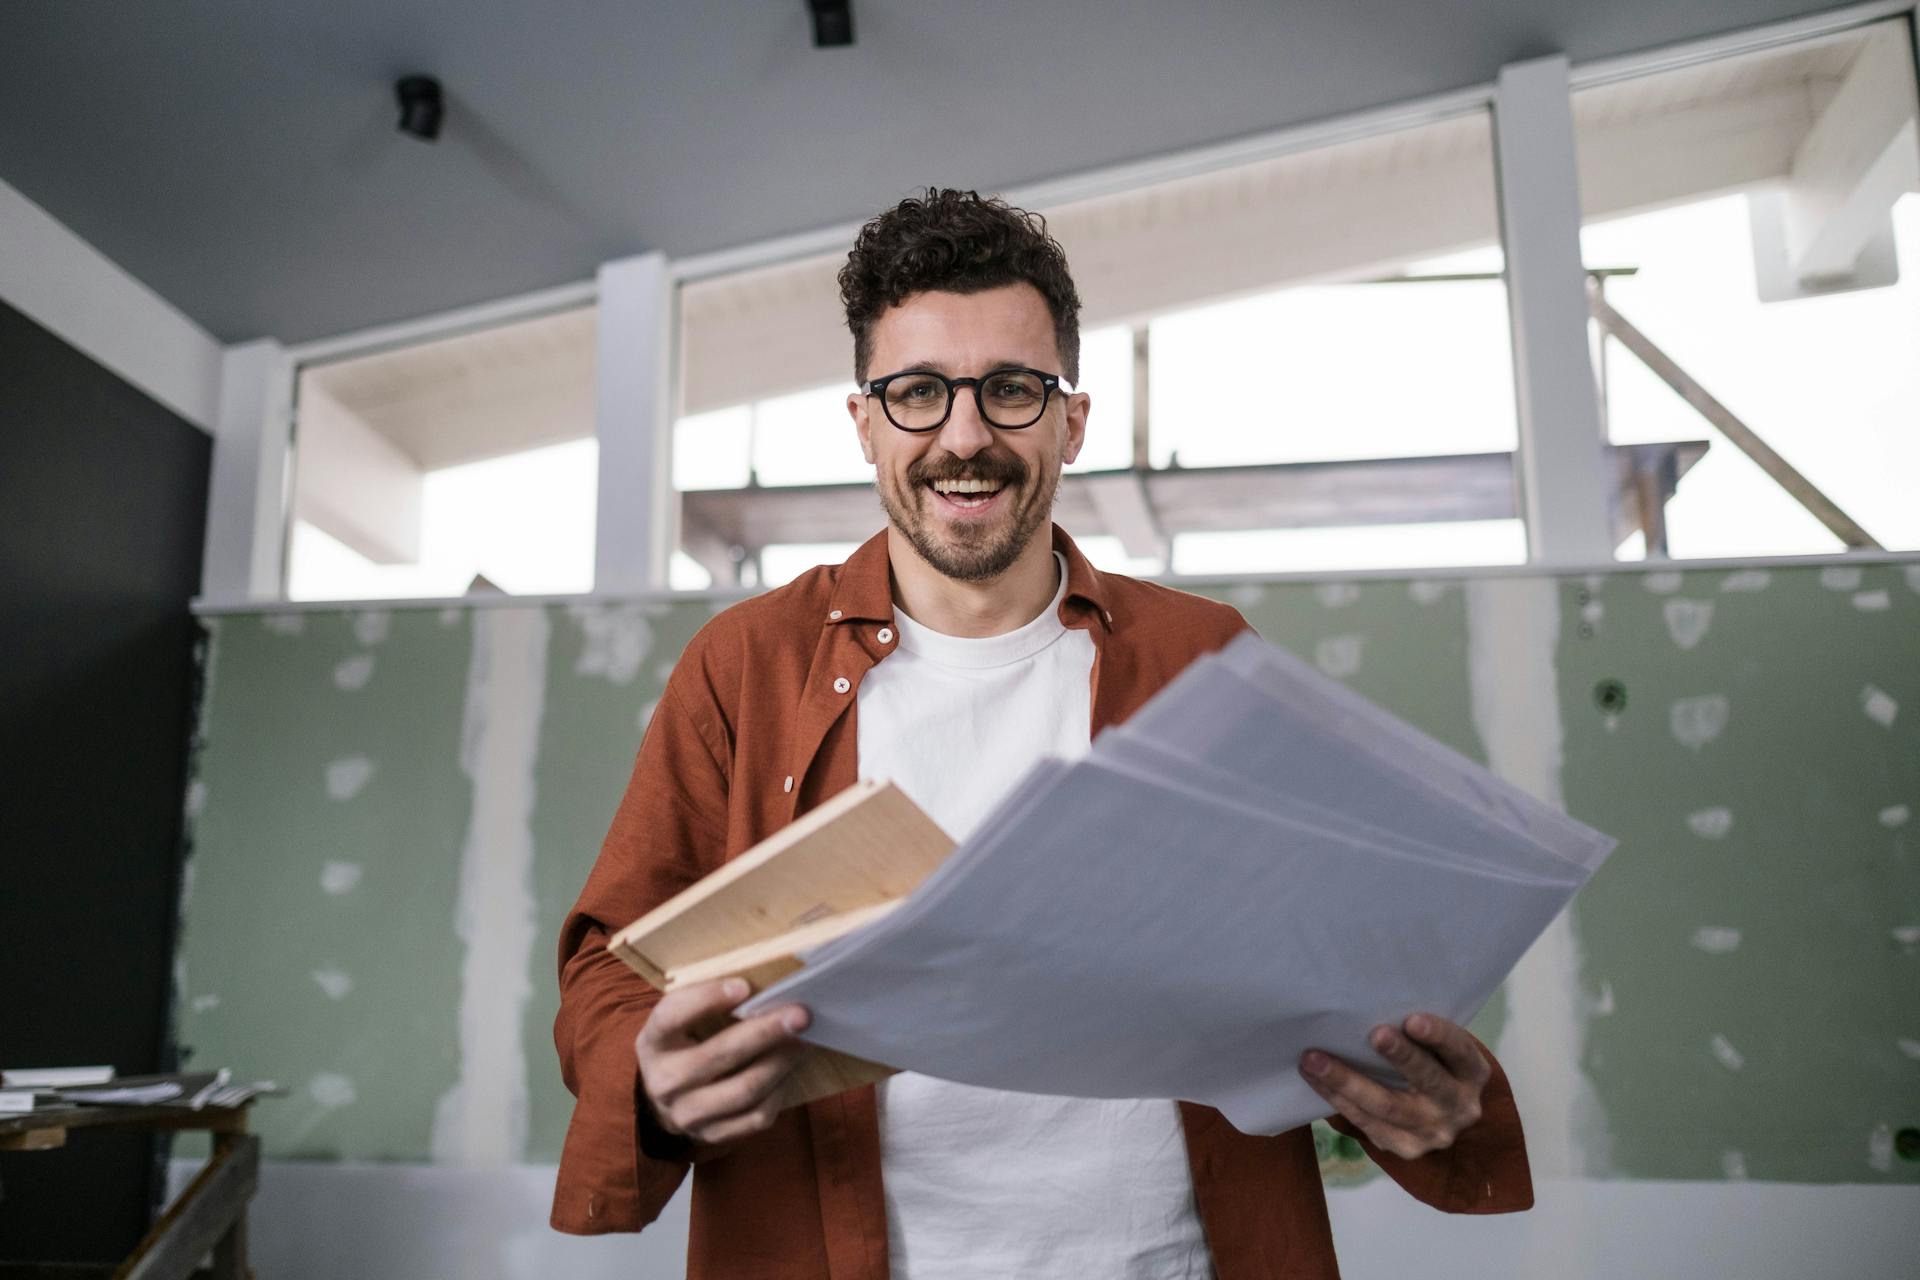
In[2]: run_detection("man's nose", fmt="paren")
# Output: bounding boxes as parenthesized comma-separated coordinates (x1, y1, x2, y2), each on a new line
(935, 389, 995, 458)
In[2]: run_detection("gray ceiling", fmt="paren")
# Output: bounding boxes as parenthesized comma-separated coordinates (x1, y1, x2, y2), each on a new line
(0, 0, 1833, 345)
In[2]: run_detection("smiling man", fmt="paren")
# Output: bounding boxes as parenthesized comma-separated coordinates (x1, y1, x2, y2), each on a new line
(552, 189, 1533, 1278)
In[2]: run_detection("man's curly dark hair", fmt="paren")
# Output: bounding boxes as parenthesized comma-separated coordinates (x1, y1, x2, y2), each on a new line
(839, 188, 1082, 386)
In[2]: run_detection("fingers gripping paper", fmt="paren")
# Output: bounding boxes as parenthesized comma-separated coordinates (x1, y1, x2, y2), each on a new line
(657, 633, 1613, 1133)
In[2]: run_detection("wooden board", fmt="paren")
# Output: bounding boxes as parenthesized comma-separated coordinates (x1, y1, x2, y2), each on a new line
(608, 779, 954, 1108)
(608, 779, 954, 984)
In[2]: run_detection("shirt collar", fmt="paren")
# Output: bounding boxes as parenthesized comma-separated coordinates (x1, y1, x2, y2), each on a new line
(825, 523, 1113, 632)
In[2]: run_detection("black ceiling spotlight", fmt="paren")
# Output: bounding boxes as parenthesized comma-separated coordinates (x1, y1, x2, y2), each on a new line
(808, 0, 854, 47)
(396, 75, 445, 141)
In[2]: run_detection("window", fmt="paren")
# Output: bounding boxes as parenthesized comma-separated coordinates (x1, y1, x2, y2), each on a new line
(285, 306, 599, 600)
(1573, 18, 1920, 558)
(670, 111, 1522, 584)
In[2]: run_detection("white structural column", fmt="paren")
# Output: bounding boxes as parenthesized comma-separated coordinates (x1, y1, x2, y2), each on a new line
(1493, 55, 1613, 566)
(200, 340, 296, 602)
(594, 252, 676, 592)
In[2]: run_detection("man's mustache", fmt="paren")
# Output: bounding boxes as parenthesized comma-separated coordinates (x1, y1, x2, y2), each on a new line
(905, 451, 1029, 488)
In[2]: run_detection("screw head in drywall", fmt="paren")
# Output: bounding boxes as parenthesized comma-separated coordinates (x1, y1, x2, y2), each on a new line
(396, 75, 445, 141)
(1593, 678, 1628, 715)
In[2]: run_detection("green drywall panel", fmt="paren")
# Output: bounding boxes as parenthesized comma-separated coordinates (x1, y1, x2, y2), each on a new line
(178, 608, 470, 1160)
(174, 561, 1920, 1182)
(523, 601, 724, 1161)
(1560, 563, 1919, 1183)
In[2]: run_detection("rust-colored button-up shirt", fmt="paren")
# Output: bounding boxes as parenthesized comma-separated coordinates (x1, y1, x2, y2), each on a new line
(553, 526, 1532, 1277)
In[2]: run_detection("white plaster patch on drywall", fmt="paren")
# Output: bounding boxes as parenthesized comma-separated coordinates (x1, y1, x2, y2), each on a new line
(570, 603, 653, 686)
(1906, 565, 1920, 595)
(1643, 571, 1683, 595)
(1691, 926, 1742, 955)
(637, 698, 659, 732)
(438, 606, 464, 627)
(1861, 685, 1898, 728)
(1867, 1125, 1894, 1173)
(1719, 569, 1770, 593)
(1581, 600, 1604, 627)
(432, 608, 549, 1168)
(1880, 805, 1911, 829)
(333, 654, 376, 690)
(1662, 599, 1713, 651)
(311, 967, 353, 1000)
(1819, 566, 1863, 591)
(1852, 589, 1890, 612)
(1313, 634, 1366, 679)
(653, 660, 677, 685)
(1408, 579, 1449, 605)
(309, 1073, 357, 1109)
(1591, 981, 1615, 1017)
(190, 993, 220, 1013)
(325, 755, 374, 801)
(1894, 1038, 1920, 1061)
(1687, 807, 1733, 839)
(1709, 1033, 1745, 1071)
(320, 860, 363, 895)
(261, 612, 306, 636)
(1891, 924, 1920, 947)
(184, 779, 208, 818)
(1467, 578, 1608, 1183)
(1720, 1150, 1748, 1180)
(1670, 695, 1730, 752)
(354, 609, 393, 646)
(1314, 581, 1361, 609)
(1224, 583, 1267, 609)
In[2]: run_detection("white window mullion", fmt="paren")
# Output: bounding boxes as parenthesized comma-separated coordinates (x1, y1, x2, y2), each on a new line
(1493, 54, 1614, 567)
(593, 252, 676, 593)
(200, 339, 295, 603)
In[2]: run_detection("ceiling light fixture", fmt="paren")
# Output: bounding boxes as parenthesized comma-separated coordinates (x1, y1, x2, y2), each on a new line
(807, 0, 854, 47)
(396, 75, 445, 141)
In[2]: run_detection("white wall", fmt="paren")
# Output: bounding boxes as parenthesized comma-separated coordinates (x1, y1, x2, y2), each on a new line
(171, 1161, 1920, 1279)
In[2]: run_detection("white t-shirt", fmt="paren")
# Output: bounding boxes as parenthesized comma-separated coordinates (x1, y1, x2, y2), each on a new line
(855, 554, 1212, 1280)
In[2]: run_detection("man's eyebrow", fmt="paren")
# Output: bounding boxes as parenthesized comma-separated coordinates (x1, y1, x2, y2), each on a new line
(891, 357, 1035, 376)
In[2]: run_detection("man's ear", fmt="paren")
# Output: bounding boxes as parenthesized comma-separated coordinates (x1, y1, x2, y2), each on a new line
(1062, 390, 1090, 466)
(849, 392, 876, 464)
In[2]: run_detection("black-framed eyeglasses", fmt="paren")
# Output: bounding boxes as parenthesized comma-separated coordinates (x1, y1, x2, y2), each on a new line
(861, 366, 1069, 432)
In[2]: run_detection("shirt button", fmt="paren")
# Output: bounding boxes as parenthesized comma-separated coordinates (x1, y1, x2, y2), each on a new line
(828, 609, 843, 621)
(783, 775, 794, 793)
(833, 677, 851, 694)
(877, 627, 894, 644)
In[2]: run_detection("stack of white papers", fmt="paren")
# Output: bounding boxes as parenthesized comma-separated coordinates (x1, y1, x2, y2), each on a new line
(744, 632, 1615, 1135)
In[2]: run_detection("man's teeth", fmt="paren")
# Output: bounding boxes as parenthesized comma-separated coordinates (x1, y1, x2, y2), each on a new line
(931, 479, 1003, 494)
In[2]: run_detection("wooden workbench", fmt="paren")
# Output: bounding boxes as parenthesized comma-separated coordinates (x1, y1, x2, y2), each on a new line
(0, 1104, 258, 1280)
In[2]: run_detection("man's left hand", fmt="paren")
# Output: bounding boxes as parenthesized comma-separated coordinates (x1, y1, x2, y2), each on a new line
(1298, 1013, 1489, 1160)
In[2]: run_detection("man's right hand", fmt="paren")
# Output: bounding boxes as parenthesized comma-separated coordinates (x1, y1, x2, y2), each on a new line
(636, 977, 811, 1147)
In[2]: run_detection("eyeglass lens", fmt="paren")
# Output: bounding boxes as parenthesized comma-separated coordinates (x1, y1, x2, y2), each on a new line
(884, 371, 1049, 430)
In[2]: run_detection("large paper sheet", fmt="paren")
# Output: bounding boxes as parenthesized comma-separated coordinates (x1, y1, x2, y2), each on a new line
(743, 633, 1615, 1135)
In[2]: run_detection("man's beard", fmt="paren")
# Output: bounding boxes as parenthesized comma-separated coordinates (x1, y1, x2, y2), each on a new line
(876, 446, 1060, 583)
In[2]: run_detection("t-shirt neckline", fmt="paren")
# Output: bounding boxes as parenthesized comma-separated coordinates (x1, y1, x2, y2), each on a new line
(891, 553, 1072, 670)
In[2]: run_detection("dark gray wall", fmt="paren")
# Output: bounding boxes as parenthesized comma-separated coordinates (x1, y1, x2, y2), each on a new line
(0, 0, 1864, 344)
(0, 300, 211, 1262)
